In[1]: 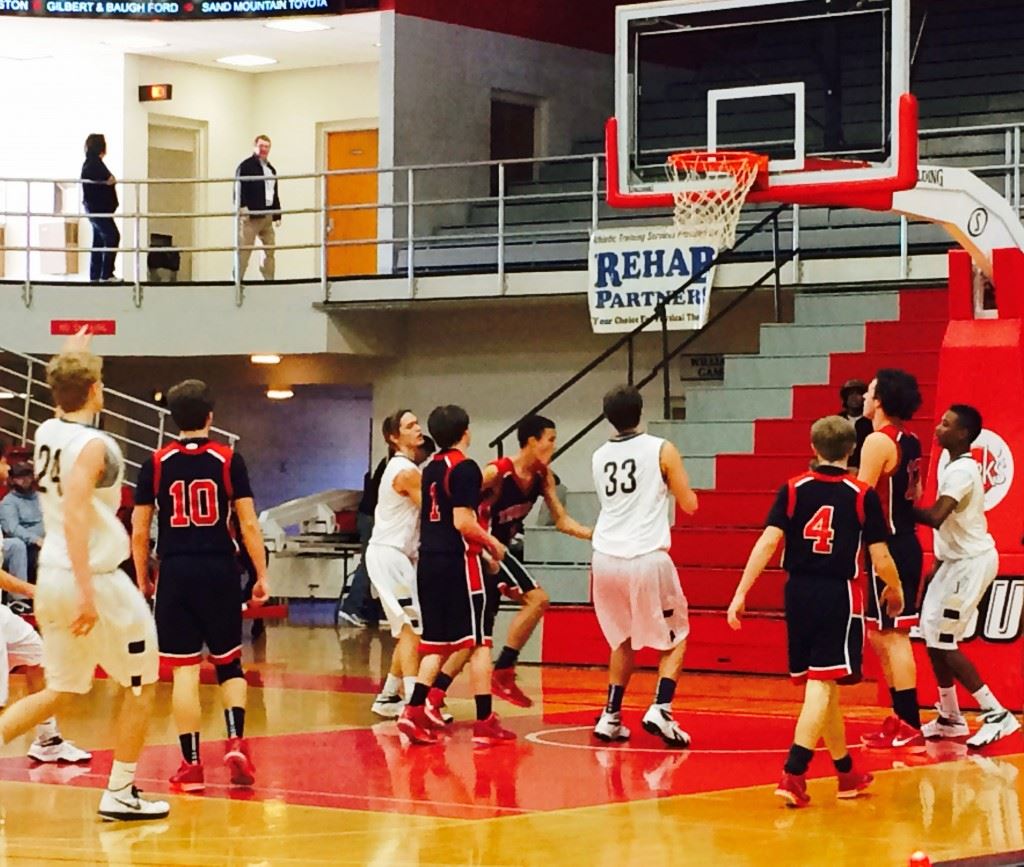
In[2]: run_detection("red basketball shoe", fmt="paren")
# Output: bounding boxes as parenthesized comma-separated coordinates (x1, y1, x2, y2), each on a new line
(862, 716, 925, 752)
(837, 770, 874, 799)
(424, 688, 454, 727)
(397, 706, 439, 745)
(170, 761, 205, 792)
(492, 668, 533, 708)
(225, 738, 256, 787)
(472, 713, 517, 746)
(775, 772, 810, 808)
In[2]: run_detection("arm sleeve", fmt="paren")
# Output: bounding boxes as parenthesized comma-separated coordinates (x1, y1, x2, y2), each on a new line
(764, 484, 790, 530)
(938, 464, 973, 504)
(134, 458, 156, 506)
(230, 451, 254, 501)
(449, 461, 483, 510)
(862, 489, 888, 544)
(81, 161, 109, 182)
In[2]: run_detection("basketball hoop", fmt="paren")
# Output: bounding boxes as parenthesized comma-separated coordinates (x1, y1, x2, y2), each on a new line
(665, 151, 770, 250)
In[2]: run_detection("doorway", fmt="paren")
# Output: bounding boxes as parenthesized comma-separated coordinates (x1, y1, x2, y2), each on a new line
(147, 121, 203, 281)
(326, 129, 379, 277)
(490, 98, 537, 196)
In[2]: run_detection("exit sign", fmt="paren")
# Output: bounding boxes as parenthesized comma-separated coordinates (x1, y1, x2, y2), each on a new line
(139, 84, 173, 102)
(50, 319, 116, 336)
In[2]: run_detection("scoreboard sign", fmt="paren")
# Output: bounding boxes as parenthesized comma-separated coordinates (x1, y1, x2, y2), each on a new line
(0, 0, 374, 18)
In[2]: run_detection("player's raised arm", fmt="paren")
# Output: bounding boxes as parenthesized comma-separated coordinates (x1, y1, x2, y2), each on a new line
(660, 440, 698, 515)
(727, 526, 784, 629)
(913, 496, 959, 529)
(540, 469, 591, 540)
(393, 466, 423, 509)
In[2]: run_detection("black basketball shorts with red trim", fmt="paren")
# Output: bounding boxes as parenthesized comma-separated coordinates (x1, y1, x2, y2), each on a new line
(417, 550, 497, 653)
(785, 576, 864, 685)
(155, 554, 243, 666)
(866, 532, 922, 631)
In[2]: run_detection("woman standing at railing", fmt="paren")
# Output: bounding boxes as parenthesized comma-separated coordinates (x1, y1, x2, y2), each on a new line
(81, 134, 119, 283)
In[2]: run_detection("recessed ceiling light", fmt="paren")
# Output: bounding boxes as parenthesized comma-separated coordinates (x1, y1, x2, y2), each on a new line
(102, 36, 170, 50)
(266, 388, 294, 400)
(217, 54, 278, 67)
(264, 19, 332, 32)
(251, 354, 282, 365)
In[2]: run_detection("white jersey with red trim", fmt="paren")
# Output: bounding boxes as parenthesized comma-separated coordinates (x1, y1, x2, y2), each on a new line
(34, 417, 129, 574)
(592, 433, 671, 559)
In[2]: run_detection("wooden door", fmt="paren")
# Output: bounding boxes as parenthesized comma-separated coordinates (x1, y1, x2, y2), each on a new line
(326, 129, 379, 277)
(490, 100, 536, 196)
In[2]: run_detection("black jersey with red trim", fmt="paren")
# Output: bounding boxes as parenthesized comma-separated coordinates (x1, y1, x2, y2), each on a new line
(135, 438, 254, 559)
(765, 465, 887, 581)
(420, 449, 484, 556)
(479, 457, 544, 545)
(873, 424, 922, 536)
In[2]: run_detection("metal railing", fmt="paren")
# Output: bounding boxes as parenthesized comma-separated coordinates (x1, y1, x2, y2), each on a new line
(488, 206, 795, 459)
(0, 344, 239, 486)
(0, 119, 1021, 308)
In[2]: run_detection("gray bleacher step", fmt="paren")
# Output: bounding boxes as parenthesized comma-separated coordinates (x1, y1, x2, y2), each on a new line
(518, 562, 592, 605)
(561, 491, 599, 525)
(523, 527, 591, 565)
(493, 607, 543, 663)
(684, 386, 793, 421)
(758, 322, 865, 356)
(724, 353, 830, 389)
(649, 419, 753, 456)
(793, 291, 901, 325)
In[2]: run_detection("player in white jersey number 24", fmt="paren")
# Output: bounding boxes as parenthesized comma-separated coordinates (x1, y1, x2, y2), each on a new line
(0, 329, 168, 822)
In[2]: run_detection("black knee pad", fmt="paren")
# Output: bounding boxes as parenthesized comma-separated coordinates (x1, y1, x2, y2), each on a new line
(215, 659, 244, 684)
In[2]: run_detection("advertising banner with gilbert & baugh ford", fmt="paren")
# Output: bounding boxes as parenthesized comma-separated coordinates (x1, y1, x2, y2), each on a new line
(587, 226, 718, 334)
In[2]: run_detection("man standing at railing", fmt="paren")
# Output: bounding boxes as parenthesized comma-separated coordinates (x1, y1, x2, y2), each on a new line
(235, 135, 281, 281)
(81, 134, 119, 283)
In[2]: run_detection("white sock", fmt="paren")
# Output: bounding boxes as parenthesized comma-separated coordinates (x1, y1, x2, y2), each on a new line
(35, 718, 60, 742)
(937, 687, 961, 719)
(382, 674, 402, 697)
(108, 760, 136, 792)
(972, 685, 1004, 714)
(402, 676, 417, 699)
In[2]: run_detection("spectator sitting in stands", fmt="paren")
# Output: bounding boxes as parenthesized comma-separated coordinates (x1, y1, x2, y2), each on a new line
(0, 463, 43, 585)
(0, 448, 30, 611)
(838, 379, 873, 471)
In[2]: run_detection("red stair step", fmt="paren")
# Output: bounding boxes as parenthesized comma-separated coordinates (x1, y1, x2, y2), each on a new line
(679, 566, 784, 610)
(898, 289, 949, 320)
(713, 454, 814, 492)
(864, 319, 947, 352)
(675, 491, 776, 528)
(829, 350, 940, 384)
(791, 383, 937, 417)
(754, 417, 937, 453)
(671, 527, 781, 567)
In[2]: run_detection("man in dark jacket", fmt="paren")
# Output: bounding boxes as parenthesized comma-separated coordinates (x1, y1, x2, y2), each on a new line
(81, 133, 120, 282)
(235, 134, 281, 281)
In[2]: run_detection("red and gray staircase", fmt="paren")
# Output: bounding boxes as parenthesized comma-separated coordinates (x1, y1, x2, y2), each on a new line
(520, 286, 947, 672)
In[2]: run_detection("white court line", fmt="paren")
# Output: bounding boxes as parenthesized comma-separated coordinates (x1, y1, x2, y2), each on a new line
(525, 726, 862, 755)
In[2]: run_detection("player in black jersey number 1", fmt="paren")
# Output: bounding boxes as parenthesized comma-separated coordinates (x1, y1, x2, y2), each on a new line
(729, 416, 903, 808)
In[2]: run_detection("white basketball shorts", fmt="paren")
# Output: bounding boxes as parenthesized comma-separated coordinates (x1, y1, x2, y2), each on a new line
(591, 549, 689, 652)
(365, 544, 422, 638)
(0, 605, 44, 706)
(34, 567, 159, 695)
(919, 549, 999, 650)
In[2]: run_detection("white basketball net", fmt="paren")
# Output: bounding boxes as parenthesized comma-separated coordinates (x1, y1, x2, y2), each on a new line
(666, 151, 767, 250)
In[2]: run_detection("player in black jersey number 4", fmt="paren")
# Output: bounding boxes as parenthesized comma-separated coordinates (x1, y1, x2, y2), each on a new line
(132, 380, 269, 792)
(729, 416, 903, 808)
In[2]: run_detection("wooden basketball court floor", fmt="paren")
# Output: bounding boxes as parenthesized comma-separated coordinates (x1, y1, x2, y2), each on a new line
(0, 622, 1020, 866)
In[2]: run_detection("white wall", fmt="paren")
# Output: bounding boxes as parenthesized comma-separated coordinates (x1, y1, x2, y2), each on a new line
(391, 13, 613, 235)
(0, 52, 126, 281)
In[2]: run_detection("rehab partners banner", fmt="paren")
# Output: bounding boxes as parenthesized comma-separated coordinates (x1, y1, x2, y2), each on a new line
(588, 226, 717, 334)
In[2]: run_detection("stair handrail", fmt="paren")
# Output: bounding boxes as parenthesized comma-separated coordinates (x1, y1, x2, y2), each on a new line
(488, 204, 791, 458)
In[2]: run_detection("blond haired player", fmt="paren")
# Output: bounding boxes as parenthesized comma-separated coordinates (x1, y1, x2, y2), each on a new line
(0, 330, 167, 821)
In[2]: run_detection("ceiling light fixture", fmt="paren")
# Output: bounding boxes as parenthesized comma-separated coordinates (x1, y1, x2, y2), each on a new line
(217, 54, 278, 67)
(266, 388, 294, 400)
(250, 354, 282, 365)
(264, 19, 332, 32)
